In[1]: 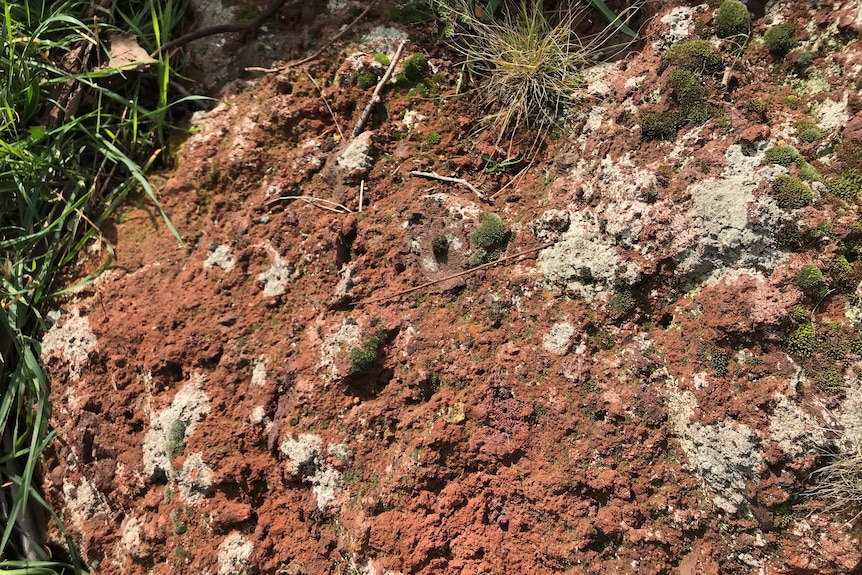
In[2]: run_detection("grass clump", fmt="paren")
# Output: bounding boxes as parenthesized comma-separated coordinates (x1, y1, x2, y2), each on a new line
(715, 0, 750, 38)
(349, 335, 381, 374)
(764, 145, 802, 166)
(661, 40, 723, 74)
(764, 23, 796, 58)
(0, 0, 189, 567)
(825, 172, 862, 201)
(772, 175, 812, 210)
(439, 0, 630, 142)
(809, 451, 862, 522)
(470, 213, 508, 248)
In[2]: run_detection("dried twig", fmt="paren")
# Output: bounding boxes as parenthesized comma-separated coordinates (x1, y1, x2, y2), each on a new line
(266, 195, 352, 213)
(305, 71, 344, 141)
(359, 180, 365, 213)
(410, 170, 488, 202)
(351, 40, 407, 139)
(358, 242, 553, 306)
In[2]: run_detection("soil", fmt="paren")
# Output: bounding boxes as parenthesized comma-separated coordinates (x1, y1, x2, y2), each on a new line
(39, 0, 862, 574)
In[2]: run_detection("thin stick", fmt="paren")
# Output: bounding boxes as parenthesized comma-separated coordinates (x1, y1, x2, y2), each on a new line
(352, 40, 407, 139)
(266, 195, 353, 213)
(359, 180, 365, 213)
(305, 71, 344, 141)
(358, 242, 553, 306)
(410, 170, 488, 202)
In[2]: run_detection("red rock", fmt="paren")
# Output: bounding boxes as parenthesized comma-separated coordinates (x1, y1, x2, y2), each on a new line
(739, 124, 770, 144)
(843, 110, 862, 147)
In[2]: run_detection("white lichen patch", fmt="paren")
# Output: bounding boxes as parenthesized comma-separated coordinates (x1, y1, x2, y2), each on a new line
(769, 394, 825, 457)
(833, 380, 862, 452)
(41, 307, 97, 381)
(667, 380, 762, 514)
(538, 211, 640, 300)
(256, 241, 295, 297)
(816, 93, 850, 132)
(142, 372, 210, 482)
(690, 423, 762, 514)
(402, 110, 425, 129)
(654, 6, 695, 52)
(204, 244, 236, 271)
(280, 434, 345, 510)
(674, 145, 787, 283)
(217, 532, 253, 575)
(177, 452, 215, 504)
(543, 322, 575, 355)
(336, 131, 374, 173)
(62, 476, 109, 531)
(251, 356, 267, 387)
(117, 515, 147, 560)
(318, 320, 363, 381)
(359, 25, 409, 56)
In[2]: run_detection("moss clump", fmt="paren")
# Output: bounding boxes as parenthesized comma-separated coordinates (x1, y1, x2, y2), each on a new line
(356, 72, 378, 90)
(799, 162, 822, 181)
(715, 0, 750, 38)
(402, 53, 428, 82)
(832, 254, 853, 277)
(795, 264, 824, 291)
(373, 52, 390, 66)
(609, 290, 637, 312)
(470, 213, 507, 248)
(661, 40, 724, 74)
(166, 419, 187, 460)
(771, 175, 812, 210)
(764, 23, 796, 58)
(666, 68, 709, 108)
(641, 110, 685, 141)
(699, 345, 729, 377)
(764, 145, 801, 166)
(468, 249, 500, 267)
(744, 98, 768, 122)
(431, 234, 449, 257)
(787, 321, 816, 357)
(798, 126, 823, 142)
(590, 329, 615, 350)
(170, 508, 188, 535)
(825, 172, 862, 201)
(814, 365, 846, 395)
(789, 304, 809, 323)
(424, 131, 441, 146)
(349, 334, 380, 374)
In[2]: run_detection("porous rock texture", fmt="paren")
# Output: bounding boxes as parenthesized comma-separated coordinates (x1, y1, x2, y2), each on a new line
(39, 0, 862, 573)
